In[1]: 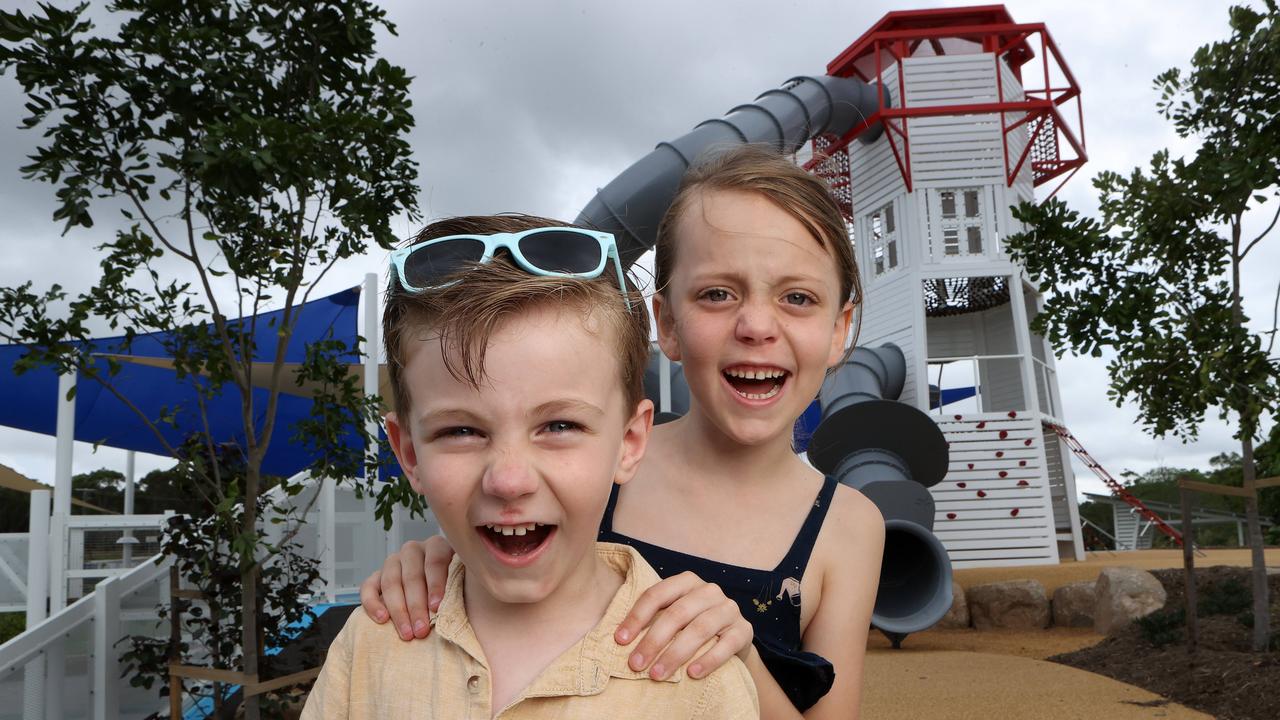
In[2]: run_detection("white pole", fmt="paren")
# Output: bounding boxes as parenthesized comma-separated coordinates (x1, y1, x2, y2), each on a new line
(122, 451, 136, 567)
(91, 574, 121, 720)
(22, 490, 50, 720)
(50, 371, 75, 612)
(362, 273, 385, 577)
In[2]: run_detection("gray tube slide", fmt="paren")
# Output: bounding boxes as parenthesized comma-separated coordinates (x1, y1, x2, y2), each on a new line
(809, 344, 953, 647)
(576, 75, 887, 267)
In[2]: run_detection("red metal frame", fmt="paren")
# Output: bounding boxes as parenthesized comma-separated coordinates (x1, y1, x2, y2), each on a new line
(807, 5, 1086, 201)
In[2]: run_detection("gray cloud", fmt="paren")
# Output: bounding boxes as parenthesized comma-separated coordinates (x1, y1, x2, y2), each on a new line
(1, 0, 1275, 498)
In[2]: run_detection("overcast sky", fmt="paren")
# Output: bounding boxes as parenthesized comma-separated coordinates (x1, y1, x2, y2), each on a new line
(1, 0, 1276, 504)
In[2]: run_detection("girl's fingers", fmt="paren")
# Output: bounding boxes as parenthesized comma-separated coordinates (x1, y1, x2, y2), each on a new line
(629, 582, 735, 676)
(422, 535, 456, 614)
(615, 571, 703, 648)
(376, 554, 415, 640)
(358, 570, 390, 624)
(396, 542, 432, 639)
(685, 618, 754, 679)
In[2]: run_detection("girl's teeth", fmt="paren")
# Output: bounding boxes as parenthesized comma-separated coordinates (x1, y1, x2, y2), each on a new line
(736, 384, 782, 401)
(485, 522, 542, 535)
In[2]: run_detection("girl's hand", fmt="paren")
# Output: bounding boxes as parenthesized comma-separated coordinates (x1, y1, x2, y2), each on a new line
(615, 571, 755, 680)
(358, 535, 456, 640)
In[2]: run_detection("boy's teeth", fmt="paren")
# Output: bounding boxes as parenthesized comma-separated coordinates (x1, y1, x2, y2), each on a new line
(485, 522, 542, 535)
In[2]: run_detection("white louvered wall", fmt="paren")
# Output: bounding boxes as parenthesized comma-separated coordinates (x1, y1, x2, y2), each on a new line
(931, 412, 1059, 567)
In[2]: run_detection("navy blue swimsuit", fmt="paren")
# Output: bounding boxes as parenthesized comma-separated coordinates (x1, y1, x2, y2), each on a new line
(598, 475, 839, 712)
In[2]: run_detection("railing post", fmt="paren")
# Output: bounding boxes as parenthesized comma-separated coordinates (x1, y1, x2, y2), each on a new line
(23, 489, 51, 720)
(1180, 483, 1198, 659)
(92, 574, 121, 720)
(44, 637, 64, 720)
(319, 477, 337, 602)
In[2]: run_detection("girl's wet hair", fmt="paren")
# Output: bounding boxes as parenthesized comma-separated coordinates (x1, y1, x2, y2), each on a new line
(653, 144, 862, 349)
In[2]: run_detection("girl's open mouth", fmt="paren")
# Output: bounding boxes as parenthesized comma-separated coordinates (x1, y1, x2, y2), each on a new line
(477, 522, 556, 559)
(722, 367, 788, 400)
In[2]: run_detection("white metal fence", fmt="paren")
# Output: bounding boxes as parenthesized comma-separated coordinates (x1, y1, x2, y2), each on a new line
(0, 535, 28, 614)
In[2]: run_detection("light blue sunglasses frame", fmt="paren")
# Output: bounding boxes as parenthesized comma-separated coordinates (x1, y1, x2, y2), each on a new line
(389, 227, 631, 307)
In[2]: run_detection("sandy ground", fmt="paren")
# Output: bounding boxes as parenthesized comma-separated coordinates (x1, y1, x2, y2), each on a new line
(857, 549, 1280, 719)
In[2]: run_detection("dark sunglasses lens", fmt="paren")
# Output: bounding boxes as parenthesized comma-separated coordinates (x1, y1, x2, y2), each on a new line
(517, 230, 603, 274)
(402, 238, 487, 288)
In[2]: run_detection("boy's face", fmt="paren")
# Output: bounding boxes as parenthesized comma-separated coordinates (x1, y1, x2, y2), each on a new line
(386, 304, 651, 606)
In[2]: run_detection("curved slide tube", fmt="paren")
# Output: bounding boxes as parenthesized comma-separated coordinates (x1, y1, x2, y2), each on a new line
(576, 75, 887, 266)
(809, 344, 953, 647)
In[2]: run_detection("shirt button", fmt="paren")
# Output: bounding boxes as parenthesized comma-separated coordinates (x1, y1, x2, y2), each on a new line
(467, 675, 481, 693)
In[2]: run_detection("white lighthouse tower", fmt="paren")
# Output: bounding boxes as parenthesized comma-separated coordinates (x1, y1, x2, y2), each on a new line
(809, 6, 1089, 567)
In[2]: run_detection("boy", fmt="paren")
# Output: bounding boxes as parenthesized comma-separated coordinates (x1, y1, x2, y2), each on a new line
(302, 215, 758, 719)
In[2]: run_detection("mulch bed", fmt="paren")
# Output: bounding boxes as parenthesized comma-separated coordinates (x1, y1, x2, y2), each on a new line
(1050, 565, 1280, 720)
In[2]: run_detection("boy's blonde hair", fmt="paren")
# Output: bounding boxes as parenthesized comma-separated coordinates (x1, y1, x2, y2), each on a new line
(654, 144, 863, 318)
(383, 215, 650, 418)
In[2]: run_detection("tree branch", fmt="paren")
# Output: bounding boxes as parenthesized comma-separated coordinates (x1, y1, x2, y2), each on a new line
(1266, 279, 1280, 356)
(1241, 202, 1280, 260)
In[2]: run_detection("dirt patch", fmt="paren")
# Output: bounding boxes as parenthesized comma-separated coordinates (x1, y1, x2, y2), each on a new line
(1051, 566, 1280, 720)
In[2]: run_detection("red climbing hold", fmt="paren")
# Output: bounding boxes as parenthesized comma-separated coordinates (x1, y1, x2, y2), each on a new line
(977, 421, 986, 429)
(967, 463, 974, 469)
(1018, 460, 1027, 467)
(1010, 508, 1020, 517)
(954, 414, 962, 421)
(1008, 411, 1018, 418)
(957, 482, 967, 488)
(999, 471, 1008, 478)
(946, 513, 957, 520)
(998, 430, 1009, 439)
(1024, 439, 1033, 446)
(996, 451, 1005, 458)
(977, 490, 987, 498)
(1017, 480, 1029, 486)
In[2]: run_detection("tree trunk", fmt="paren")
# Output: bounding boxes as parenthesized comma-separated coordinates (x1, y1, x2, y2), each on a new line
(1241, 436, 1271, 652)
(242, 463, 261, 720)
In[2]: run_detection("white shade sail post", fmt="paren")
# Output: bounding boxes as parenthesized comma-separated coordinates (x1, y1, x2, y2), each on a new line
(22, 489, 51, 720)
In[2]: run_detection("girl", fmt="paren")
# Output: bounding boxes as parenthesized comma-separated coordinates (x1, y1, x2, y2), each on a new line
(362, 145, 884, 719)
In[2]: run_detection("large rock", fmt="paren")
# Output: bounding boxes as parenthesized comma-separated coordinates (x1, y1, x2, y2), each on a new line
(1052, 580, 1096, 628)
(937, 580, 970, 629)
(967, 579, 1050, 630)
(1094, 567, 1166, 635)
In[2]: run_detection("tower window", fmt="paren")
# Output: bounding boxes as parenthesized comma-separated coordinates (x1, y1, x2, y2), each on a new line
(937, 188, 985, 258)
(868, 202, 899, 276)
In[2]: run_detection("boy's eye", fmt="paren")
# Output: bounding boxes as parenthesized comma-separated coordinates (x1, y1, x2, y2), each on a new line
(544, 420, 582, 434)
(435, 426, 478, 439)
(784, 292, 816, 306)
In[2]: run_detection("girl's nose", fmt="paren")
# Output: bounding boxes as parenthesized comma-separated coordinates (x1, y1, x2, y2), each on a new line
(735, 298, 779, 344)
(481, 448, 539, 500)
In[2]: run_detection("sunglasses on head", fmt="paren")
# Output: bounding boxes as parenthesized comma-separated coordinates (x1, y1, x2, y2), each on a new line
(389, 227, 631, 306)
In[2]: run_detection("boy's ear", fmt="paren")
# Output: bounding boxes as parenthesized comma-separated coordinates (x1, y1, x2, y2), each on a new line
(652, 293, 682, 362)
(826, 300, 855, 369)
(385, 411, 424, 494)
(614, 398, 654, 486)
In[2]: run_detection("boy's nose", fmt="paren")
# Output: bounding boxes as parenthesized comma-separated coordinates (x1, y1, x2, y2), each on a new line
(735, 298, 779, 344)
(481, 449, 539, 500)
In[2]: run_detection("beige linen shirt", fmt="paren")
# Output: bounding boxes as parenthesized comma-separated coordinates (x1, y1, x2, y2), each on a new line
(303, 542, 759, 719)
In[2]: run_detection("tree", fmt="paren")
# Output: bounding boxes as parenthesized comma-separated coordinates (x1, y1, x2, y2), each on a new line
(1006, 2, 1280, 652)
(0, 1, 421, 715)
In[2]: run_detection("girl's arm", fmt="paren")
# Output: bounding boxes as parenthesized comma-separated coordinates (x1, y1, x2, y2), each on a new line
(359, 537, 762, 682)
(795, 486, 885, 720)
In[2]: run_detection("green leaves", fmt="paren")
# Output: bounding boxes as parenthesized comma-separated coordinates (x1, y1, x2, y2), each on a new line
(1006, 3, 1280, 444)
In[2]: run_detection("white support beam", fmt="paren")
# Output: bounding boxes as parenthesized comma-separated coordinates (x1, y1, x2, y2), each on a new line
(22, 489, 50, 720)
(91, 575, 120, 720)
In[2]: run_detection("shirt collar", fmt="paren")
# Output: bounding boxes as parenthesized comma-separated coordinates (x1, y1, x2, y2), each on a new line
(430, 542, 679, 697)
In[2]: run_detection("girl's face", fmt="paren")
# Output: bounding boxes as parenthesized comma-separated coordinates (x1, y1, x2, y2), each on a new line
(654, 189, 852, 449)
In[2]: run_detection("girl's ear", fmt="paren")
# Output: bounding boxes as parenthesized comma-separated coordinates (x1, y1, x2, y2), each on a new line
(385, 412, 424, 494)
(827, 300, 855, 368)
(614, 399, 654, 486)
(652, 293, 682, 362)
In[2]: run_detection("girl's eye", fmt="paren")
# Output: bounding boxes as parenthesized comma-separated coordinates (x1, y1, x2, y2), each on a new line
(544, 420, 582, 434)
(785, 292, 815, 306)
(701, 288, 731, 302)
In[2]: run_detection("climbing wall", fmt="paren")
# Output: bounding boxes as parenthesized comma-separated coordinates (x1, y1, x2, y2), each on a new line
(931, 411, 1060, 567)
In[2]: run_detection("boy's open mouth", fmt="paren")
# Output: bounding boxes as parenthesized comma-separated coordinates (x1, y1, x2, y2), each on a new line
(723, 367, 788, 400)
(477, 522, 555, 558)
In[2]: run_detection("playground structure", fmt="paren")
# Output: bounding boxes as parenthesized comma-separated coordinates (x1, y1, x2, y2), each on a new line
(0, 4, 1163, 718)
(1083, 492, 1274, 551)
